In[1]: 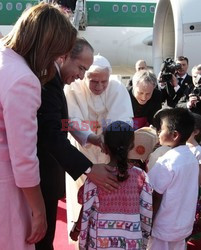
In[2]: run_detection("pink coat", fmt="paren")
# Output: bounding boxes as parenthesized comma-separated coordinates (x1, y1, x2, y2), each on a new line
(0, 45, 41, 249)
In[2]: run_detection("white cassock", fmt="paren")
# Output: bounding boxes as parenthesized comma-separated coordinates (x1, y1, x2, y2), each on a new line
(64, 77, 133, 245)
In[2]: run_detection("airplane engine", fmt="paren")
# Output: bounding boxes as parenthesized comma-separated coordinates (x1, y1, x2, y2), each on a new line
(153, 0, 201, 75)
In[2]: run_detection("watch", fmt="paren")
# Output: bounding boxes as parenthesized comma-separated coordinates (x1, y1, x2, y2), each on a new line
(71, 222, 80, 233)
(85, 167, 92, 174)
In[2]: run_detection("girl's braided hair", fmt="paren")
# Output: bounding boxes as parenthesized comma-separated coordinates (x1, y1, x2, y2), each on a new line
(104, 121, 134, 181)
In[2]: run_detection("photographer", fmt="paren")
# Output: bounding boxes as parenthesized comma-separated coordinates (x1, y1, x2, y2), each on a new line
(187, 65, 201, 115)
(187, 93, 201, 115)
(192, 64, 201, 86)
(158, 56, 193, 108)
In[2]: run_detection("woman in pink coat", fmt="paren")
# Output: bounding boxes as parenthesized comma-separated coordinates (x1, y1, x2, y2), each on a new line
(0, 2, 77, 250)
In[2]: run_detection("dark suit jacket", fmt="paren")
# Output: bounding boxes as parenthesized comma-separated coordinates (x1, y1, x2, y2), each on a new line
(37, 73, 92, 200)
(161, 74, 193, 108)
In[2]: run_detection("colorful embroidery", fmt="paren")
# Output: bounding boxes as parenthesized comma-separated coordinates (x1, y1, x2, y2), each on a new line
(79, 167, 152, 249)
(96, 236, 142, 249)
(98, 220, 141, 232)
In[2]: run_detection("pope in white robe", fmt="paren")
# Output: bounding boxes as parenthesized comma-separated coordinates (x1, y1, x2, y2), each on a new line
(64, 55, 134, 244)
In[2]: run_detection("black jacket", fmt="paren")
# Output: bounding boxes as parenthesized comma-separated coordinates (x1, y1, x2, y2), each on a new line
(161, 74, 193, 108)
(37, 73, 92, 200)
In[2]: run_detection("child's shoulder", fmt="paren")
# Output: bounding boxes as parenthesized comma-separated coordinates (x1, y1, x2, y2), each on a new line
(161, 145, 191, 158)
(176, 145, 200, 157)
(189, 145, 201, 161)
(189, 144, 201, 152)
(195, 144, 201, 152)
(162, 145, 198, 167)
(129, 165, 147, 178)
(147, 145, 171, 171)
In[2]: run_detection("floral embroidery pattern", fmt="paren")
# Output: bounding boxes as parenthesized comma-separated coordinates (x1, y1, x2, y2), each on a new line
(79, 167, 152, 249)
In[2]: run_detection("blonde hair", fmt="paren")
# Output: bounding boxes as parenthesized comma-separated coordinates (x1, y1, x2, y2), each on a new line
(2, 2, 77, 83)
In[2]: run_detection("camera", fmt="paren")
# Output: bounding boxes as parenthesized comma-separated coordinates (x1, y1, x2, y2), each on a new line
(190, 74, 201, 97)
(160, 58, 182, 82)
(191, 87, 201, 97)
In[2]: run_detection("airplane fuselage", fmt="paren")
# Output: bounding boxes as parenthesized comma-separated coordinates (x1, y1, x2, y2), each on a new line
(0, 0, 156, 75)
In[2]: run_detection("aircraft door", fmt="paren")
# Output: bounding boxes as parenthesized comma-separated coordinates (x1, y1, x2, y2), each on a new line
(153, 0, 201, 75)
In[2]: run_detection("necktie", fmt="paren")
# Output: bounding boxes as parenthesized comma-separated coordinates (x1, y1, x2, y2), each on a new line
(178, 78, 183, 86)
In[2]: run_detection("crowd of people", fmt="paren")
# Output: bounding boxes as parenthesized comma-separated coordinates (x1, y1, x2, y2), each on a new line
(0, 1, 201, 250)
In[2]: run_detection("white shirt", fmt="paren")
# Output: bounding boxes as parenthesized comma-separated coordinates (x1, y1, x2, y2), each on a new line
(174, 73, 187, 92)
(148, 145, 199, 241)
(189, 144, 201, 164)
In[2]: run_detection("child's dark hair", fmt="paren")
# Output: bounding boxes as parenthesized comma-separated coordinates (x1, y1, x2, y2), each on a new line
(192, 112, 201, 144)
(153, 107, 195, 144)
(104, 121, 134, 182)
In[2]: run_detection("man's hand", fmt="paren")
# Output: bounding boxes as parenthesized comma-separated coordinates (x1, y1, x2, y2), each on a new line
(87, 164, 119, 192)
(187, 95, 199, 108)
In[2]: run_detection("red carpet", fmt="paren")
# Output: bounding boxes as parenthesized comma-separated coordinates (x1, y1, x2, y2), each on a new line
(187, 240, 201, 250)
(53, 198, 77, 250)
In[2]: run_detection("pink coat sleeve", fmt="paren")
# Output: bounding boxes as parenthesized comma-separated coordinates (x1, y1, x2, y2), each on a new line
(2, 74, 41, 187)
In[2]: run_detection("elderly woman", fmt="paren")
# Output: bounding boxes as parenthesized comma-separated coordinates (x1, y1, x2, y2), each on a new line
(128, 70, 162, 129)
(64, 54, 133, 239)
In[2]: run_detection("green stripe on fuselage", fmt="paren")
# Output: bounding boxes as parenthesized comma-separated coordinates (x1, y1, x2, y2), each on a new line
(0, 0, 39, 25)
(0, 1, 156, 28)
(86, 1, 156, 27)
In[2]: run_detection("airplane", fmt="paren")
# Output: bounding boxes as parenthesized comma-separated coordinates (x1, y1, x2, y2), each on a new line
(153, 0, 201, 76)
(0, 0, 157, 78)
(77, 0, 157, 75)
(2, 0, 199, 78)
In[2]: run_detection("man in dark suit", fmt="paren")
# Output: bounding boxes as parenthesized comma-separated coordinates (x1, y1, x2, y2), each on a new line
(36, 38, 118, 250)
(159, 56, 193, 108)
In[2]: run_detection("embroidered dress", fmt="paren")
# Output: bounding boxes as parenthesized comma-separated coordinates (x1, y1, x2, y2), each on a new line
(79, 167, 152, 250)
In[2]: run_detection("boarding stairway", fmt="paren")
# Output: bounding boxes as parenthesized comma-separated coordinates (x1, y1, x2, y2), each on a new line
(71, 0, 87, 31)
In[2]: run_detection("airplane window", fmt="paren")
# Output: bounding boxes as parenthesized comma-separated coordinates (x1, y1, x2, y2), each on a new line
(6, 2, 13, 11)
(0, 2, 2, 11)
(16, 3, 23, 11)
(26, 3, 33, 9)
(122, 5, 128, 13)
(141, 5, 147, 13)
(150, 5, 155, 13)
(190, 25, 195, 30)
(113, 5, 119, 13)
(93, 4, 100, 12)
(131, 5, 137, 13)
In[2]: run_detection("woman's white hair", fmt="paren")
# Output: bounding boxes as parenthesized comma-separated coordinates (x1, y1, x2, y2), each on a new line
(132, 70, 157, 88)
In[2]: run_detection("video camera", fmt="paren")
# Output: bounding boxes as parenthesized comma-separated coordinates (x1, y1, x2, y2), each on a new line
(160, 58, 182, 82)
